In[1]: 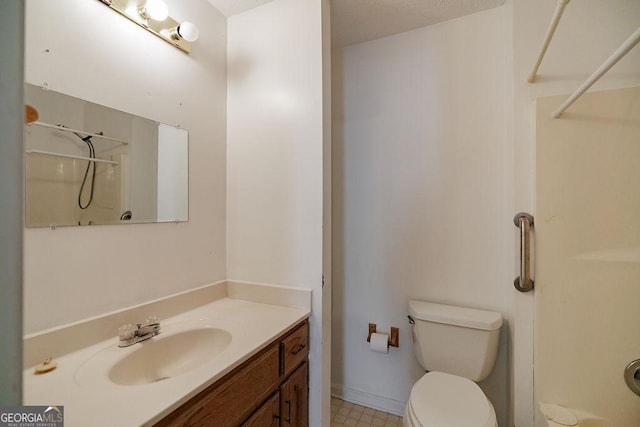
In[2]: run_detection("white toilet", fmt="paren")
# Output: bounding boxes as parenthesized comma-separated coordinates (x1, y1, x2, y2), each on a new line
(405, 300, 503, 427)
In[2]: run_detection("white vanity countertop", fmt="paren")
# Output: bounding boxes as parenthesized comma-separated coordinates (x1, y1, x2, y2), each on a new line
(23, 294, 310, 426)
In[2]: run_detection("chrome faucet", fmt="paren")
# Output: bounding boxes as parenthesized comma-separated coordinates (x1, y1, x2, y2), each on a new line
(118, 316, 160, 347)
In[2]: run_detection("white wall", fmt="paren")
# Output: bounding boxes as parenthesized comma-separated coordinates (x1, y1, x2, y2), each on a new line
(332, 7, 512, 425)
(23, 0, 227, 334)
(511, 1, 640, 425)
(226, 0, 328, 425)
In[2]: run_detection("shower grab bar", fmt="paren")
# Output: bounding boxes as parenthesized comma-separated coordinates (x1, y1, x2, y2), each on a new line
(514, 212, 534, 292)
(27, 121, 129, 145)
(26, 149, 119, 165)
(527, 0, 571, 83)
(552, 25, 640, 118)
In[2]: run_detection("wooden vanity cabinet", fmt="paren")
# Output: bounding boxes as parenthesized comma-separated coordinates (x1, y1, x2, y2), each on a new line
(156, 320, 309, 427)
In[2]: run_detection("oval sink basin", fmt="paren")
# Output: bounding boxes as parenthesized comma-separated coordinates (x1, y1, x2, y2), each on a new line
(109, 328, 231, 386)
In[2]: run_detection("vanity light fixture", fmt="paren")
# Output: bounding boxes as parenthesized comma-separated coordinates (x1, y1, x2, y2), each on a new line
(170, 22, 200, 43)
(98, 0, 199, 54)
(138, 0, 169, 21)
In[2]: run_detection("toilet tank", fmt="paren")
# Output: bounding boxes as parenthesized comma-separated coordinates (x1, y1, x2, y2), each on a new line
(409, 300, 502, 382)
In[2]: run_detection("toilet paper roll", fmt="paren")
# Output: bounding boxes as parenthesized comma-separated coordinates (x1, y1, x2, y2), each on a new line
(370, 332, 389, 353)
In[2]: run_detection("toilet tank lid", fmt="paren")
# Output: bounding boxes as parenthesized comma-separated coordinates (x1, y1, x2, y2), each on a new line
(409, 300, 503, 330)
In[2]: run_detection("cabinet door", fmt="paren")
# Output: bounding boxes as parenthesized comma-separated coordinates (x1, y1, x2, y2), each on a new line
(243, 392, 280, 427)
(156, 345, 280, 427)
(279, 362, 308, 427)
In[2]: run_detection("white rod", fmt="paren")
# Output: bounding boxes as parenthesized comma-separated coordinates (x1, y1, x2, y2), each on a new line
(26, 149, 119, 165)
(27, 121, 129, 145)
(553, 25, 640, 118)
(528, 0, 571, 83)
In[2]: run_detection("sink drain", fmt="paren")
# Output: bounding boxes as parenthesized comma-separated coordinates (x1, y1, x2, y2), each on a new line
(153, 376, 170, 383)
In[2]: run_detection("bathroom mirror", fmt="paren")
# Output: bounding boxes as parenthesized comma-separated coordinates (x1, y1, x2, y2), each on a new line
(24, 83, 189, 227)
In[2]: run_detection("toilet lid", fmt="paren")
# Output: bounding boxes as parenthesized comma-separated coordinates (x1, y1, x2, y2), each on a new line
(408, 371, 495, 427)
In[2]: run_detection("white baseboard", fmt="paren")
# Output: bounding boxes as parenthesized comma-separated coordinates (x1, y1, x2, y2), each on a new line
(331, 383, 406, 417)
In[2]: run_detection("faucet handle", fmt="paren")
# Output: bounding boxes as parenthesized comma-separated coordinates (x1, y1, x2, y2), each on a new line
(144, 315, 159, 325)
(118, 324, 136, 340)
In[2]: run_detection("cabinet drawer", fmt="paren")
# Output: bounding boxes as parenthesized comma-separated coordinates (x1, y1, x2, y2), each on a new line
(281, 322, 309, 377)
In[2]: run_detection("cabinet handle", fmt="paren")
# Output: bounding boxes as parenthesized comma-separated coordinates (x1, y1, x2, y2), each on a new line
(284, 399, 291, 424)
(291, 343, 306, 355)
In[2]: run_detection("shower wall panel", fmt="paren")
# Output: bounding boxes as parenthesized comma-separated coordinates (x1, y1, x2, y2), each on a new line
(535, 86, 640, 426)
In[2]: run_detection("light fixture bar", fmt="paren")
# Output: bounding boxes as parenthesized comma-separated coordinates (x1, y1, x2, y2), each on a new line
(98, 0, 193, 54)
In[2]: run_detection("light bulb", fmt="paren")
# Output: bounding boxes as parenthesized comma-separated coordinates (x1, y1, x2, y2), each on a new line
(177, 22, 199, 42)
(140, 0, 168, 21)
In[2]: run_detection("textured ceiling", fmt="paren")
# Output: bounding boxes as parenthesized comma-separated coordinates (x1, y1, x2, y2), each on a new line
(207, 0, 275, 17)
(331, 0, 506, 47)
(207, 0, 506, 47)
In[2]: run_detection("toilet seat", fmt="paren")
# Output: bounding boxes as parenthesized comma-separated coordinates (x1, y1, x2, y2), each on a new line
(405, 371, 497, 427)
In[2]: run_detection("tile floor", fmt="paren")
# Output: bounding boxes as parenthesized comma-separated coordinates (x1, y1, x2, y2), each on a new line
(330, 397, 403, 427)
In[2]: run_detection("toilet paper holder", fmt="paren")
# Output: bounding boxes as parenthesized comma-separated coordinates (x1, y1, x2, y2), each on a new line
(367, 323, 399, 347)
